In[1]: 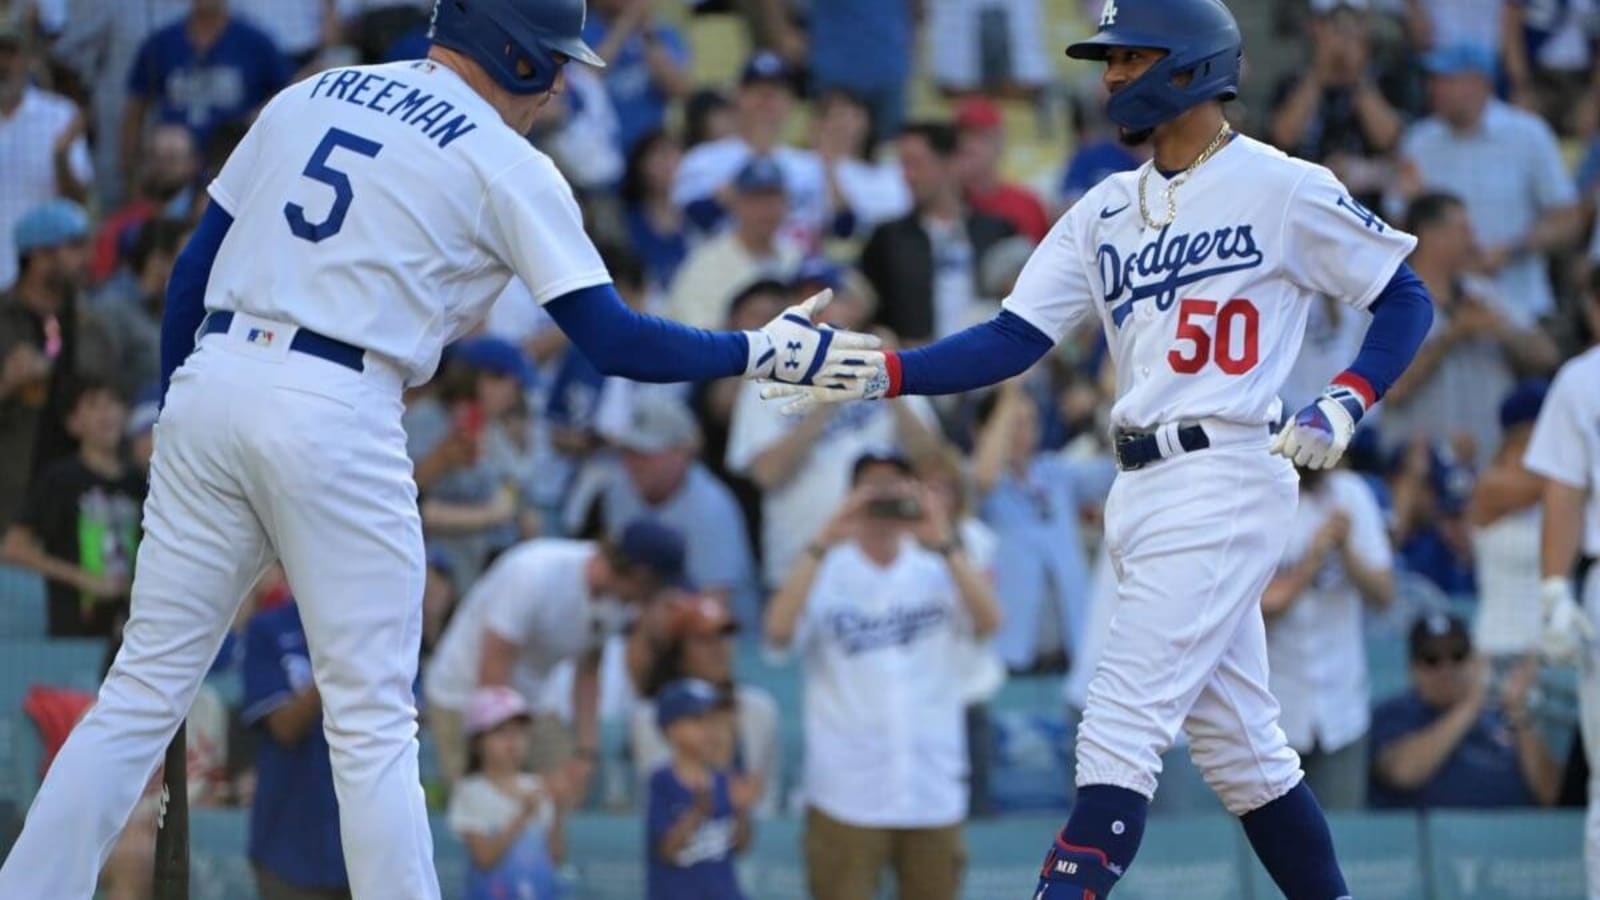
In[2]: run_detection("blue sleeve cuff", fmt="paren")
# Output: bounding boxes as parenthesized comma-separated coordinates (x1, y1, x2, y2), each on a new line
(889, 310, 1055, 396)
(1342, 263, 1434, 403)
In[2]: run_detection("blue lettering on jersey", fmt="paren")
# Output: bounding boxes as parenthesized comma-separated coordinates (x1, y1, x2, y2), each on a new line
(828, 602, 949, 655)
(308, 68, 479, 149)
(1336, 195, 1385, 232)
(1097, 224, 1265, 328)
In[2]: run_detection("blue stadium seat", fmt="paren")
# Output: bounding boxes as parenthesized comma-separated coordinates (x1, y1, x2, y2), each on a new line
(0, 637, 105, 715)
(564, 812, 646, 900)
(1112, 815, 1249, 900)
(1427, 809, 1586, 899)
(0, 567, 46, 639)
(1249, 811, 1425, 900)
(188, 808, 256, 900)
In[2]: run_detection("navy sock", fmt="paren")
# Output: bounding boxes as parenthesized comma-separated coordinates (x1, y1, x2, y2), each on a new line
(1046, 785, 1148, 894)
(1240, 782, 1350, 900)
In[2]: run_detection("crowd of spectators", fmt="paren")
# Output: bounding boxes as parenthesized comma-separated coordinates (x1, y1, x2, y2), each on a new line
(2, 0, 1600, 896)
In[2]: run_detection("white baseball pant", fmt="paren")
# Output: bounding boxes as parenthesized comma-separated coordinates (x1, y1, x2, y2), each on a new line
(0, 315, 441, 899)
(1075, 421, 1305, 815)
(1579, 566, 1600, 900)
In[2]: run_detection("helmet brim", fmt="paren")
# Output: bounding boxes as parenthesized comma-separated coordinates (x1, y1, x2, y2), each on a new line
(1066, 30, 1174, 61)
(547, 33, 606, 69)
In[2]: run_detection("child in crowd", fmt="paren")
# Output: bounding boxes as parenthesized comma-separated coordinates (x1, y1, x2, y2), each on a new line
(448, 687, 565, 900)
(646, 678, 751, 900)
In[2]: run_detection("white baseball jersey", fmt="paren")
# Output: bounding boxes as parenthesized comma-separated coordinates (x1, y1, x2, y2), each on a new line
(1003, 135, 1416, 431)
(1525, 347, 1600, 557)
(204, 60, 611, 387)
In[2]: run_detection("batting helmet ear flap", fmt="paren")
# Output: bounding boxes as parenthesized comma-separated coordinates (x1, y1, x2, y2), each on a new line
(430, 0, 604, 96)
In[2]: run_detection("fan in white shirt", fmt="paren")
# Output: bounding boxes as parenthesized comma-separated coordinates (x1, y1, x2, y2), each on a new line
(1261, 467, 1394, 810)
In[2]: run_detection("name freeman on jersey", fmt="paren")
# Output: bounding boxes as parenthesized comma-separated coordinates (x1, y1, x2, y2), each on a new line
(307, 66, 479, 150)
(1098, 223, 1266, 328)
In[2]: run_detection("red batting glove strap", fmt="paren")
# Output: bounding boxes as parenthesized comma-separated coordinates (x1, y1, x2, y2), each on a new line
(1331, 371, 1376, 409)
(884, 351, 904, 398)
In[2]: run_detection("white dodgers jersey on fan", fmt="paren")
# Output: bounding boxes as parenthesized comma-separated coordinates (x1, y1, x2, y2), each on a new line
(203, 60, 611, 386)
(1004, 135, 1416, 430)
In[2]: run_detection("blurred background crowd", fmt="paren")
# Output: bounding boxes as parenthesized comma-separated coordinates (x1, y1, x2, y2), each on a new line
(1, 0, 1600, 897)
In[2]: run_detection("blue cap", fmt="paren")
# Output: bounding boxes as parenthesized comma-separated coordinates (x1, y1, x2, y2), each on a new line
(791, 256, 844, 292)
(656, 678, 725, 731)
(449, 335, 536, 387)
(1499, 379, 1548, 431)
(740, 50, 794, 87)
(617, 518, 688, 585)
(14, 200, 89, 255)
(1423, 44, 1497, 78)
(734, 156, 786, 194)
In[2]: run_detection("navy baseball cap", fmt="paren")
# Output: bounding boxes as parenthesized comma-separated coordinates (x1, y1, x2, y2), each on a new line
(1499, 379, 1548, 431)
(791, 256, 844, 292)
(1408, 612, 1471, 660)
(617, 518, 688, 585)
(14, 200, 89, 254)
(656, 678, 725, 731)
(449, 335, 536, 387)
(1423, 44, 1497, 78)
(734, 156, 786, 194)
(740, 50, 794, 87)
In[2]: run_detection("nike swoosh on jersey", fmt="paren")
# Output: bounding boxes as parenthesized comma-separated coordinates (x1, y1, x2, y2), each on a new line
(1100, 203, 1130, 219)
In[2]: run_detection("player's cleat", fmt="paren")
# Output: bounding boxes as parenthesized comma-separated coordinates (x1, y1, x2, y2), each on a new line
(1033, 835, 1123, 899)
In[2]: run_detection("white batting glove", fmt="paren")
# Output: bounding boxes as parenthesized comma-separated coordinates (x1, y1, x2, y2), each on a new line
(759, 350, 892, 414)
(1271, 381, 1369, 469)
(1540, 577, 1594, 665)
(743, 289, 882, 386)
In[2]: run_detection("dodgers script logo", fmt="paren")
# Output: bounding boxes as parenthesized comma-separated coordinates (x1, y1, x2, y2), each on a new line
(1098, 224, 1266, 327)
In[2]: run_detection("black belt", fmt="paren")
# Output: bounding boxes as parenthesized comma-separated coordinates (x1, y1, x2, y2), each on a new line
(200, 311, 365, 372)
(1114, 424, 1210, 471)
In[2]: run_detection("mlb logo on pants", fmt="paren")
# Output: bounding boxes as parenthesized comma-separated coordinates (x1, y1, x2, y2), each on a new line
(247, 328, 276, 347)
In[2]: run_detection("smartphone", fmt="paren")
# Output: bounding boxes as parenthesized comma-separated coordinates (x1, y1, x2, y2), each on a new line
(866, 496, 922, 520)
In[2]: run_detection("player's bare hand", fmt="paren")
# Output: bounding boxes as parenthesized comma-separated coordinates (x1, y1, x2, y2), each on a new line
(746, 289, 882, 391)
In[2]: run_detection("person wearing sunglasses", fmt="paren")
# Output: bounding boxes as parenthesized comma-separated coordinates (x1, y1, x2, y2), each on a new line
(1368, 612, 1562, 809)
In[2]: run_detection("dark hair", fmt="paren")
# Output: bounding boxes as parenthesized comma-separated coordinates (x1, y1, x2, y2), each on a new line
(204, 119, 251, 176)
(850, 452, 914, 486)
(684, 89, 731, 149)
(815, 88, 877, 160)
(725, 278, 789, 322)
(1403, 191, 1463, 235)
(64, 374, 122, 415)
(597, 243, 645, 292)
(898, 121, 959, 159)
(620, 129, 677, 208)
(129, 218, 187, 275)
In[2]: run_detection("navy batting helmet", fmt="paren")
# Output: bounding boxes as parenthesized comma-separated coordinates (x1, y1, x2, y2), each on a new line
(1067, 0, 1242, 132)
(430, 0, 605, 96)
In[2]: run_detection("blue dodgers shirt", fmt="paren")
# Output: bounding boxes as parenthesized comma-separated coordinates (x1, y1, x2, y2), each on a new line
(127, 16, 290, 150)
(242, 604, 348, 891)
(1368, 690, 1537, 810)
(581, 16, 688, 153)
(646, 766, 745, 900)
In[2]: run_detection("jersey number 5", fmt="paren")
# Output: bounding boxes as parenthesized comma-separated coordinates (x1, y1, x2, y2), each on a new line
(284, 128, 384, 243)
(1167, 298, 1259, 375)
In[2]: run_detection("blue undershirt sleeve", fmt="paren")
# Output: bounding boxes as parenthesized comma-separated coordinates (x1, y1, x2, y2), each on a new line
(891, 310, 1055, 396)
(544, 283, 752, 383)
(1342, 263, 1434, 402)
(159, 201, 233, 401)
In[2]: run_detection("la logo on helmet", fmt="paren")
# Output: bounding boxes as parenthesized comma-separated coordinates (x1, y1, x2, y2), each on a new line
(1099, 0, 1118, 26)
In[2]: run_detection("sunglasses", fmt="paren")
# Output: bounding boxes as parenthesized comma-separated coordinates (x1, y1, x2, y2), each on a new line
(1415, 648, 1469, 667)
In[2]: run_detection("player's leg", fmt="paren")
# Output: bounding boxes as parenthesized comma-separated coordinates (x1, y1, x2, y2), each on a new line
(1183, 610, 1349, 899)
(1579, 569, 1600, 900)
(240, 373, 439, 900)
(0, 368, 269, 897)
(1036, 446, 1297, 898)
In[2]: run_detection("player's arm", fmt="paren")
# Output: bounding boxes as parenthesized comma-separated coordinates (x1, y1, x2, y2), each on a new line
(159, 201, 233, 400)
(1524, 364, 1595, 662)
(1274, 168, 1434, 469)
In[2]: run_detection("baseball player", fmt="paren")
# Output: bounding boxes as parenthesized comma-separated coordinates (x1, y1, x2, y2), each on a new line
(766, 1, 1434, 897)
(1525, 269, 1600, 897)
(0, 1, 873, 897)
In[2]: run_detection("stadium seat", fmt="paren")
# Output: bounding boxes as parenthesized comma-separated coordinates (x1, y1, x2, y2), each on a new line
(0, 567, 46, 639)
(1111, 815, 1250, 900)
(1248, 811, 1426, 900)
(1427, 808, 1586, 899)
(0, 638, 104, 715)
(188, 808, 257, 900)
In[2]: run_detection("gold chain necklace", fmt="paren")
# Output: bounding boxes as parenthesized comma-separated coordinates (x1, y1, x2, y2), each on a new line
(1137, 123, 1234, 230)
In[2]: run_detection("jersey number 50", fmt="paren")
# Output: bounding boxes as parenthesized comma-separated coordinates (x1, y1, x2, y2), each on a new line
(1167, 298, 1260, 375)
(284, 128, 384, 243)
